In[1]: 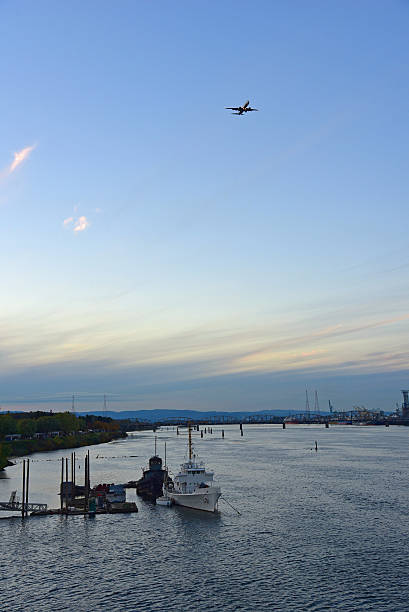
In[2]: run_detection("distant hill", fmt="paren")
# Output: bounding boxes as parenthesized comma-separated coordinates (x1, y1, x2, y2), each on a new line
(76, 408, 311, 422)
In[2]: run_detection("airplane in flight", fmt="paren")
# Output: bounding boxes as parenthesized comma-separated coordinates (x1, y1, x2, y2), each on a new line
(225, 100, 259, 115)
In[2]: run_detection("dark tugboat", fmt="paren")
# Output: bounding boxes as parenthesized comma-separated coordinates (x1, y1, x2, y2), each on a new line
(136, 455, 169, 501)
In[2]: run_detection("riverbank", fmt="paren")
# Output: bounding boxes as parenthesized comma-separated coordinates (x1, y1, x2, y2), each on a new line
(0, 431, 125, 470)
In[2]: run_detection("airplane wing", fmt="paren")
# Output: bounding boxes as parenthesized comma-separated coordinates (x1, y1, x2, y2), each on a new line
(245, 107, 258, 112)
(225, 107, 240, 110)
(243, 100, 250, 108)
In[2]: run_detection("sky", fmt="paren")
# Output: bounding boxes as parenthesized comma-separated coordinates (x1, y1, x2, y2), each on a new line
(0, 0, 409, 414)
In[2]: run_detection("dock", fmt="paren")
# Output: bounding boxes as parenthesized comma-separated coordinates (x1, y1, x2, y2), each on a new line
(0, 496, 47, 514)
(1, 453, 138, 519)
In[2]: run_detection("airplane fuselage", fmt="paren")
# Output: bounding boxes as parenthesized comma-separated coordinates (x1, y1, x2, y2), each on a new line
(225, 100, 258, 115)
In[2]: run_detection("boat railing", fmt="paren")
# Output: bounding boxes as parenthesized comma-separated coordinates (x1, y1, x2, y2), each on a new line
(181, 460, 205, 469)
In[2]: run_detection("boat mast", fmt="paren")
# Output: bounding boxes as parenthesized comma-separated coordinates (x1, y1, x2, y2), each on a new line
(188, 422, 192, 461)
(164, 441, 168, 488)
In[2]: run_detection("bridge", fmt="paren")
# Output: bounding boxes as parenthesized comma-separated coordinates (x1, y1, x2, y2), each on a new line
(0, 491, 47, 513)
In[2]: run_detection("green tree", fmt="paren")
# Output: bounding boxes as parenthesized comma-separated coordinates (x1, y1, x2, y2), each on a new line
(18, 419, 36, 437)
(0, 415, 16, 437)
(0, 443, 9, 469)
(36, 416, 58, 433)
(58, 412, 80, 434)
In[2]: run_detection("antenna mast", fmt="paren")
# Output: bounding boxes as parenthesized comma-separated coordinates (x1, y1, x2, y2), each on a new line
(188, 422, 192, 461)
(305, 389, 310, 417)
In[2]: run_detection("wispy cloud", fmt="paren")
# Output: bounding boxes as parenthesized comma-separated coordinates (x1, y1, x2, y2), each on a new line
(0, 144, 36, 182)
(9, 145, 36, 174)
(74, 216, 90, 232)
(63, 215, 90, 233)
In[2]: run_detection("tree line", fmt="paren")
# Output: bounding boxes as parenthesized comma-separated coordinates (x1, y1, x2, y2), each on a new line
(0, 411, 121, 439)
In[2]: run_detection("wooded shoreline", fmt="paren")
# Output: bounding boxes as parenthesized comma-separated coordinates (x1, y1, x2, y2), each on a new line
(0, 430, 125, 470)
(0, 411, 132, 471)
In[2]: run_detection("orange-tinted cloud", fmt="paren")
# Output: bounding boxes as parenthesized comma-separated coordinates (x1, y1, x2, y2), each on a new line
(74, 216, 90, 232)
(0, 144, 36, 182)
(63, 215, 90, 232)
(9, 145, 36, 174)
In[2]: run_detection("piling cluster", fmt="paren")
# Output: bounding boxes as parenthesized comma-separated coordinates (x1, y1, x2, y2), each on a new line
(21, 459, 30, 518)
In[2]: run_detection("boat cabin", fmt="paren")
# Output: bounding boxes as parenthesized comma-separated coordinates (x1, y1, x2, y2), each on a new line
(173, 460, 214, 494)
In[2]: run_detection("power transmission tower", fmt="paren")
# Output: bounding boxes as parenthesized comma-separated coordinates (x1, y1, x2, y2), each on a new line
(314, 390, 320, 415)
(305, 389, 310, 417)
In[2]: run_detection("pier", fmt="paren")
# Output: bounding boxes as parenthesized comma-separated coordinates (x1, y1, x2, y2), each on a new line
(0, 491, 47, 513)
(1, 453, 137, 519)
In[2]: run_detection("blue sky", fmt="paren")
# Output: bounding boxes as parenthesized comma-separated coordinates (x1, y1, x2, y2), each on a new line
(1, 1, 408, 413)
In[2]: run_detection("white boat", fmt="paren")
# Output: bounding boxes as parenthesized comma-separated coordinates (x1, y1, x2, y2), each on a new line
(156, 496, 172, 507)
(165, 424, 221, 512)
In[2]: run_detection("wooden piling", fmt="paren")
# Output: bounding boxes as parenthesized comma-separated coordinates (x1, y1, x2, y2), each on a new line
(22, 460, 26, 519)
(25, 459, 30, 517)
(282, 422, 286, 429)
(71, 453, 74, 505)
(65, 457, 69, 510)
(222, 429, 224, 438)
(84, 454, 87, 512)
(87, 450, 90, 491)
(315, 440, 318, 452)
(60, 457, 64, 512)
(201, 430, 203, 438)
(84, 451, 90, 512)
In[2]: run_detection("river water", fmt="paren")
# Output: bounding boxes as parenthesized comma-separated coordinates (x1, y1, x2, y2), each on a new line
(1, 424, 409, 611)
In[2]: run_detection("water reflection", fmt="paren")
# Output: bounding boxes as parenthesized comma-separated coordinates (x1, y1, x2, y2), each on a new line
(1, 425, 409, 611)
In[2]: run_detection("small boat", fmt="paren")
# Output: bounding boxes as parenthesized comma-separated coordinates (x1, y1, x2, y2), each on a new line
(165, 423, 221, 512)
(106, 484, 126, 504)
(156, 496, 172, 507)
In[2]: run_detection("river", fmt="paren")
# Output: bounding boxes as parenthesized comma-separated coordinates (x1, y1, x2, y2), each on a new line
(1, 424, 409, 611)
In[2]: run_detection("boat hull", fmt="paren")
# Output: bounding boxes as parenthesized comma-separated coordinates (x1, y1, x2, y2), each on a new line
(166, 488, 220, 512)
